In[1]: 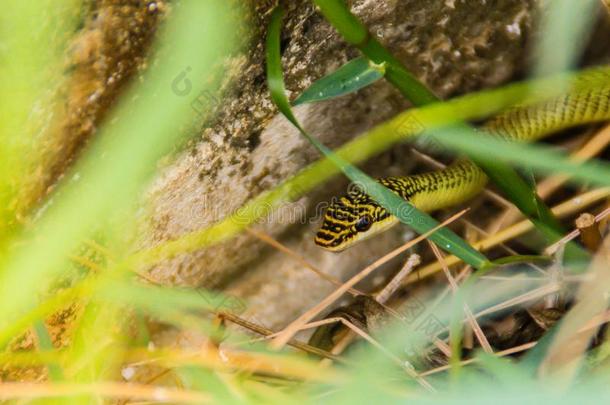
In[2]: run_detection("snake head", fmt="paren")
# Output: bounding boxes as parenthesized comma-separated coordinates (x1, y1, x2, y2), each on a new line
(314, 187, 397, 252)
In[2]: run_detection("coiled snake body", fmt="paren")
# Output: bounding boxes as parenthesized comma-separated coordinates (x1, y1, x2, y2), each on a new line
(315, 70, 610, 251)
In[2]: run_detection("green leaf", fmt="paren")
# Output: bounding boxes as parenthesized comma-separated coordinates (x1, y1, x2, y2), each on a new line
(267, 6, 489, 270)
(292, 56, 385, 106)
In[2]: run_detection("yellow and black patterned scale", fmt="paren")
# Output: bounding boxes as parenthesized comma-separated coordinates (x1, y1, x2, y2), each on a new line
(315, 70, 610, 251)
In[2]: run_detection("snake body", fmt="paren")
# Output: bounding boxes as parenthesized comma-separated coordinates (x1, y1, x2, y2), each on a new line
(315, 71, 610, 251)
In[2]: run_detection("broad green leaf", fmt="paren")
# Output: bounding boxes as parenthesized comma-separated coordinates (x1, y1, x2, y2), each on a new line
(292, 56, 385, 106)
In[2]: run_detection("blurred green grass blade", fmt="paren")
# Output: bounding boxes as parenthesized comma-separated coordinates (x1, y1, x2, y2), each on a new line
(132, 310, 151, 347)
(311, 0, 565, 243)
(0, 1, 238, 331)
(292, 56, 385, 106)
(33, 320, 64, 381)
(525, 0, 600, 260)
(178, 367, 242, 405)
(448, 295, 464, 382)
(128, 66, 610, 268)
(424, 128, 610, 187)
(267, 6, 489, 270)
(521, 317, 564, 374)
(0, 0, 82, 239)
(98, 280, 238, 318)
(489, 255, 551, 267)
(0, 280, 92, 349)
(66, 302, 127, 385)
(474, 353, 532, 386)
(533, 0, 598, 78)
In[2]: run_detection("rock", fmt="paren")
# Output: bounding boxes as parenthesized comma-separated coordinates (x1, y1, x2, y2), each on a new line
(137, 0, 542, 329)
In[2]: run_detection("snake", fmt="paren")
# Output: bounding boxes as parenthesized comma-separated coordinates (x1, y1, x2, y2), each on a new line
(314, 69, 610, 251)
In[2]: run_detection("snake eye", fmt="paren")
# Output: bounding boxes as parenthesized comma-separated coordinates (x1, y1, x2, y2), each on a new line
(355, 215, 372, 232)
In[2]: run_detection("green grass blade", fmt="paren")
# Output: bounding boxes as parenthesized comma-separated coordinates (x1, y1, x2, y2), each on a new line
(0, 0, 238, 332)
(33, 320, 64, 381)
(519, 312, 568, 377)
(292, 56, 385, 106)
(98, 281, 236, 317)
(267, 6, 489, 270)
(424, 128, 610, 188)
(177, 367, 242, 405)
(0, 0, 82, 239)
